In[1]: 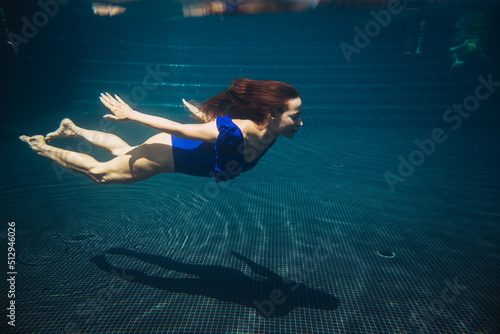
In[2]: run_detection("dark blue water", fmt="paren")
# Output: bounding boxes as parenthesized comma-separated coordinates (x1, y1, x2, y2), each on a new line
(1, 1, 499, 333)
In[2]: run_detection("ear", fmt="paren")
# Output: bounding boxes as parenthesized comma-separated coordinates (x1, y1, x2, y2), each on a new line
(270, 107, 281, 120)
(269, 114, 279, 124)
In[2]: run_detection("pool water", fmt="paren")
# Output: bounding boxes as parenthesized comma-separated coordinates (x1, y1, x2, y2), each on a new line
(1, 1, 499, 333)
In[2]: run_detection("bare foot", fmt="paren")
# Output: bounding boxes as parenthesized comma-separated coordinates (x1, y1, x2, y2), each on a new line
(19, 135, 47, 155)
(45, 118, 79, 141)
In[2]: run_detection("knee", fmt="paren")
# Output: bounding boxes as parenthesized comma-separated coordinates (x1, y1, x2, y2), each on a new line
(94, 177, 109, 184)
(89, 167, 133, 184)
(88, 166, 110, 184)
(89, 174, 108, 184)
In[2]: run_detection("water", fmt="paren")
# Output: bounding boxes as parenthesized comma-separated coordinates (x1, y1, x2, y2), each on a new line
(1, 1, 500, 333)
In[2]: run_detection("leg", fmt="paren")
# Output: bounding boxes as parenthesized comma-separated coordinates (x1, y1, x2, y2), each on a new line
(46, 118, 132, 156)
(20, 133, 175, 184)
(88, 133, 175, 183)
(20, 135, 102, 181)
(105, 248, 249, 280)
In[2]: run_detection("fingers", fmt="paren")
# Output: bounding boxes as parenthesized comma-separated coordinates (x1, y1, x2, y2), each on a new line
(99, 97, 112, 109)
(182, 99, 192, 110)
(183, 100, 208, 122)
(103, 114, 129, 123)
(99, 93, 112, 105)
(100, 92, 130, 109)
(100, 92, 124, 113)
(183, 99, 201, 115)
(100, 92, 118, 105)
(183, 100, 196, 110)
(100, 92, 110, 101)
(114, 94, 125, 104)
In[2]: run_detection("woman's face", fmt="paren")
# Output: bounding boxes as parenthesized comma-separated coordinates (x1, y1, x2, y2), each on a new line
(274, 97, 303, 138)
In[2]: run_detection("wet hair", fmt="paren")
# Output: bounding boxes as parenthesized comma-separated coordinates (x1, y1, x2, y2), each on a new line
(200, 78, 300, 125)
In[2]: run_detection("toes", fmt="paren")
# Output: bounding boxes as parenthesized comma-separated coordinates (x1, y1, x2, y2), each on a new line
(19, 135, 46, 154)
(45, 119, 76, 140)
(31, 135, 44, 141)
(61, 118, 74, 127)
(19, 135, 30, 143)
(19, 135, 36, 151)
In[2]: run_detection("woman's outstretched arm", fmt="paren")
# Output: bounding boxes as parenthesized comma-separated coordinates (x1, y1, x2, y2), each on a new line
(100, 93, 218, 143)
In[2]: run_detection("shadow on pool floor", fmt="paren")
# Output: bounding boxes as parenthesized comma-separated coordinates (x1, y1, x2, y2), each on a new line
(91, 248, 340, 318)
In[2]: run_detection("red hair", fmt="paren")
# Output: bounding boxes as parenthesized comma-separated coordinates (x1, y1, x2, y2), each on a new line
(200, 78, 300, 125)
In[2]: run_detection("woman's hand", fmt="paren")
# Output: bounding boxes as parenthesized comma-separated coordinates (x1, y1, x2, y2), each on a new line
(100, 93, 138, 122)
(182, 98, 211, 123)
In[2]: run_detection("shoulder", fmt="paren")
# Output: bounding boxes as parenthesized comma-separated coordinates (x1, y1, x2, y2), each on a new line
(231, 119, 259, 139)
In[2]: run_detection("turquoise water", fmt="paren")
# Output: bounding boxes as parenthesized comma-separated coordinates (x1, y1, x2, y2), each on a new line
(2, 1, 500, 333)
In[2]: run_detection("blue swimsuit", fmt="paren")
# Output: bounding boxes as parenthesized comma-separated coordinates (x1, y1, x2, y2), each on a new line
(171, 115, 275, 182)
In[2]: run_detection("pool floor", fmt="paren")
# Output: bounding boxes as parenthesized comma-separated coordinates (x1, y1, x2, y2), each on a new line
(1, 124, 499, 333)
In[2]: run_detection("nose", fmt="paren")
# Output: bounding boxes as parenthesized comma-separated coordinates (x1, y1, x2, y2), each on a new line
(298, 118, 303, 127)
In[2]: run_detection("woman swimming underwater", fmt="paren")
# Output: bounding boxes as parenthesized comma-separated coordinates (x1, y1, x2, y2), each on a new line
(19, 79, 303, 184)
